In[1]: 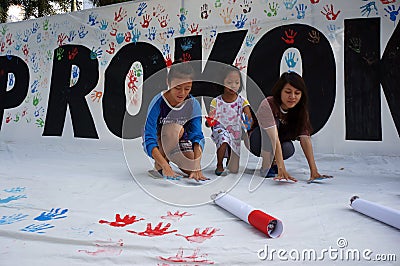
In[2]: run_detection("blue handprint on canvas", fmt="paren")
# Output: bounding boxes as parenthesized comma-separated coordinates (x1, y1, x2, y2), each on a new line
(4, 187, 26, 193)
(0, 214, 28, 225)
(0, 195, 27, 204)
(34, 208, 68, 221)
(21, 223, 55, 233)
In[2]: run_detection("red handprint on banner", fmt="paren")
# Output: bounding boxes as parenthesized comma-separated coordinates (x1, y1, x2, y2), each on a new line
(114, 7, 127, 22)
(99, 214, 144, 227)
(182, 52, 191, 62)
(188, 23, 202, 35)
(281, 29, 297, 44)
(109, 22, 118, 36)
(90, 90, 103, 103)
(127, 222, 177, 237)
(380, 0, 396, 4)
(124, 32, 132, 42)
(57, 33, 67, 46)
(140, 14, 152, 28)
(164, 54, 173, 68)
(127, 70, 138, 93)
(234, 56, 247, 70)
(161, 211, 192, 222)
(106, 42, 115, 54)
(321, 4, 341, 20)
(68, 48, 78, 60)
(6, 33, 13, 46)
(175, 227, 222, 243)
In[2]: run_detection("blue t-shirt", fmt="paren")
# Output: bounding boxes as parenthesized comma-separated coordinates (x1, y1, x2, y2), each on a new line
(143, 92, 204, 158)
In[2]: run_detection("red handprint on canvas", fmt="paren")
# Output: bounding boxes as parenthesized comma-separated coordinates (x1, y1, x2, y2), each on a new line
(175, 227, 222, 243)
(161, 211, 192, 222)
(99, 214, 144, 227)
(127, 222, 177, 237)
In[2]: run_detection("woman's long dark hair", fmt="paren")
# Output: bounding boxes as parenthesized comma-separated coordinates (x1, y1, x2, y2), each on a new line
(271, 72, 313, 139)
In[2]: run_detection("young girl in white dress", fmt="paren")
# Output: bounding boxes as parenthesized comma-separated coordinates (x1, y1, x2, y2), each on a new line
(206, 66, 254, 175)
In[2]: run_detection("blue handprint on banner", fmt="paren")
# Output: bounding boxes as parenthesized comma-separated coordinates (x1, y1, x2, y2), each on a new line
(181, 38, 194, 51)
(31, 22, 39, 34)
(132, 28, 141, 43)
(68, 30, 77, 42)
(295, 4, 307, 19)
(78, 26, 88, 39)
(233, 14, 248, 29)
(99, 20, 108, 30)
(245, 34, 255, 47)
(162, 43, 170, 56)
(285, 51, 298, 70)
(166, 27, 175, 38)
(146, 27, 156, 41)
(116, 32, 124, 44)
(137, 2, 148, 16)
(8, 73, 14, 87)
(283, 0, 297, 10)
(0, 214, 28, 225)
(90, 47, 103, 59)
(34, 208, 68, 221)
(126, 17, 136, 31)
(360, 1, 378, 17)
(384, 5, 400, 24)
(88, 12, 99, 26)
(179, 21, 187, 35)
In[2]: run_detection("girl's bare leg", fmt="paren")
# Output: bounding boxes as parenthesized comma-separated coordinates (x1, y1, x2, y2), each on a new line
(216, 142, 228, 172)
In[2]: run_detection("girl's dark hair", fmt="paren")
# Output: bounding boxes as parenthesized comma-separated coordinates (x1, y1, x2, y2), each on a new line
(167, 60, 195, 85)
(271, 72, 313, 138)
(216, 65, 244, 94)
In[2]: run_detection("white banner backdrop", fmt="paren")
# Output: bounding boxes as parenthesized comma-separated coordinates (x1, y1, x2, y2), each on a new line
(0, 0, 399, 155)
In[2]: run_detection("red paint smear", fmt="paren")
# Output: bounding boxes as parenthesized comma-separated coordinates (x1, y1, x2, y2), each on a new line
(175, 227, 222, 243)
(99, 213, 144, 227)
(159, 247, 214, 264)
(127, 222, 177, 237)
(160, 210, 192, 222)
(78, 239, 123, 256)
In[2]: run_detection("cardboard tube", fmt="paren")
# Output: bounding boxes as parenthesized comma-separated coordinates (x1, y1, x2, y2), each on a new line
(350, 196, 400, 230)
(213, 192, 283, 238)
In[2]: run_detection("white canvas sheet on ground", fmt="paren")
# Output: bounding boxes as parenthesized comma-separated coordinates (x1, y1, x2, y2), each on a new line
(0, 138, 399, 265)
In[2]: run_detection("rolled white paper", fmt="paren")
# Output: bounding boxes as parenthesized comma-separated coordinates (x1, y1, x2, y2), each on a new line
(350, 196, 400, 230)
(213, 192, 283, 238)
